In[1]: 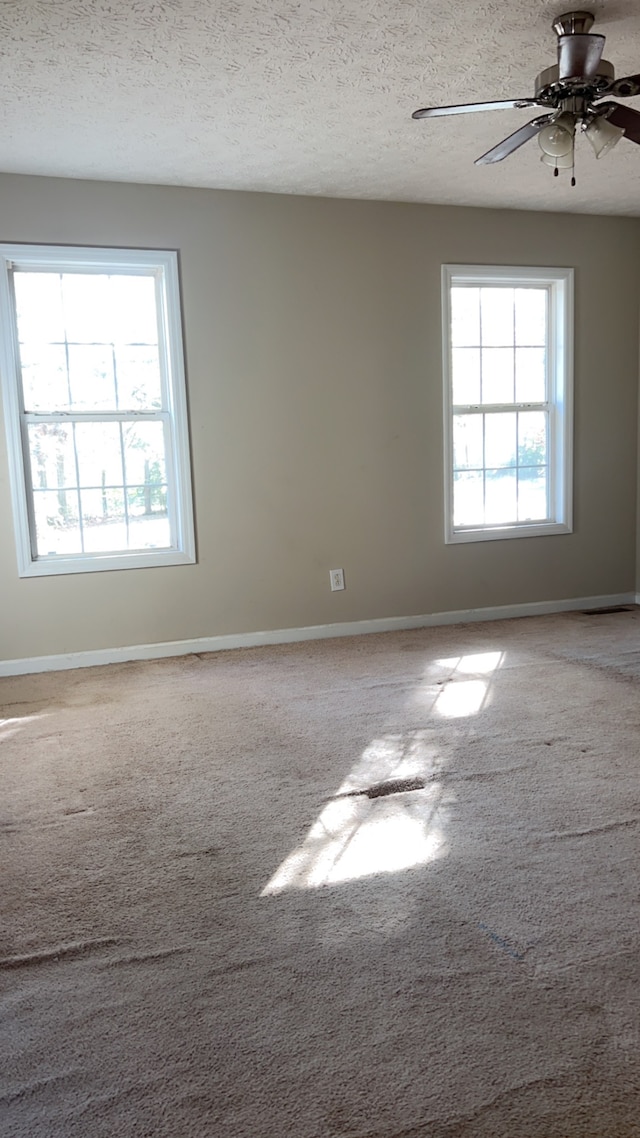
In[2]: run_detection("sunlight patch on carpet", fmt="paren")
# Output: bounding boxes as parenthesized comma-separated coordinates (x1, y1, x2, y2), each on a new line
(334, 731, 439, 798)
(0, 713, 49, 742)
(262, 731, 447, 895)
(415, 651, 505, 719)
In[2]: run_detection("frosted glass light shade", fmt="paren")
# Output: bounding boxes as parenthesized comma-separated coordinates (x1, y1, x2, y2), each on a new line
(585, 115, 624, 158)
(540, 150, 574, 169)
(538, 114, 576, 158)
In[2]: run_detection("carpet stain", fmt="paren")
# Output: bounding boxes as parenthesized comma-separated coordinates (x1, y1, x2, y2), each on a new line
(336, 776, 427, 800)
(365, 776, 427, 798)
(478, 923, 530, 963)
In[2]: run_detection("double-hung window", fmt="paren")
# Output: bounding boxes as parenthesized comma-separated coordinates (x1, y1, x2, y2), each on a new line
(0, 245, 195, 576)
(442, 265, 573, 543)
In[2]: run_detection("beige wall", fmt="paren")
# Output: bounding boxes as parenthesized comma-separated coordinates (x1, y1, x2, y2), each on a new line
(0, 173, 638, 661)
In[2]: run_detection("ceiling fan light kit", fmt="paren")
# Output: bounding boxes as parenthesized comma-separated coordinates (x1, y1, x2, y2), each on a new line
(540, 150, 574, 171)
(584, 114, 625, 157)
(538, 114, 576, 157)
(412, 11, 640, 184)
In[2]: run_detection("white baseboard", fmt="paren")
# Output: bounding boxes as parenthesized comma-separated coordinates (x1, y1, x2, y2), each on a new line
(0, 592, 636, 678)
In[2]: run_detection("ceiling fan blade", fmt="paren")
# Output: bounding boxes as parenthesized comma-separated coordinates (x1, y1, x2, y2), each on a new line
(412, 98, 536, 120)
(601, 73, 640, 99)
(474, 115, 552, 165)
(557, 33, 605, 80)
(599, 102, 640, 144)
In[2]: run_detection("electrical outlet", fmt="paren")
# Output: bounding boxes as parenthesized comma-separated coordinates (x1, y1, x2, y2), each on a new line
(330, 568, 345, 591)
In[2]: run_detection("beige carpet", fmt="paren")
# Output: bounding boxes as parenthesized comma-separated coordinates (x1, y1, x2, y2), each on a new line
(2, 611, 640, 1137)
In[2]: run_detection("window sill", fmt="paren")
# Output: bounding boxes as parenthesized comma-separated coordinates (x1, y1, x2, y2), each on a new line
(446, 522, 572, 545)
(17, 549, 196, 578)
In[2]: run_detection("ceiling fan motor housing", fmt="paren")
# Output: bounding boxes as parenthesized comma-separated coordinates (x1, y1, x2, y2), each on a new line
(535, 12, 614, 104)
(535, 58, 614, 104)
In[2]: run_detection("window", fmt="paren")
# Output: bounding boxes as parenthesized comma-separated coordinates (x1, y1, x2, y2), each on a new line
(442, 265, 573, 544)
(0, 245, 195, 576)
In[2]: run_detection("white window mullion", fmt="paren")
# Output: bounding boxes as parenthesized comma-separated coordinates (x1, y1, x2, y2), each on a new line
(453, 400, 551, 414)
(163, 415, 179, 550)
(69, 420, 85, 554)
(19, 412, 39, 563)
(482, 412, 487, 525)
(22, 411, 166, 424)
(154, 269, 171, 414)
(117, 420, 129, 550)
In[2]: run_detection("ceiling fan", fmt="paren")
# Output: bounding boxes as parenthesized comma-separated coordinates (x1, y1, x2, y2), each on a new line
(412, 11, 640, 182)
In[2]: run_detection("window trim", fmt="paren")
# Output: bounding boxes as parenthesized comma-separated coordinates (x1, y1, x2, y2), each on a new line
(442, 264, 574, 545)
(0, 244, 195, 576)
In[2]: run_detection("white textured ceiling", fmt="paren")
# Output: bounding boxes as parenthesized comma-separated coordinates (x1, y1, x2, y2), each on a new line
(1, 0, 640, 214)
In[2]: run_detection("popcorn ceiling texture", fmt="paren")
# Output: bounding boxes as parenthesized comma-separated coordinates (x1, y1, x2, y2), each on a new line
(0, 0, 639, 213)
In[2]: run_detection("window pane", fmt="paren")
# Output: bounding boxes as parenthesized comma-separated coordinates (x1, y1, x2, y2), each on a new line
(451, 288, 480, 346)
(515, 348, 546, 403)
(75, 422, 124, 487)
(115, 345, 162, 410)
(16, 274, 162, 414)
(452, 348, 480, 405)
(127, 484, 168, 518)
(518, 468, 548, 521)
(128, 488, 171, 550)
(13, 273, 66, 344)
(481, 348, 514, 403)
(80, 488, 127, 553)
(123, 421, 167, 486)
(60, 273, 158, 348)
(33, 488, 82, 556)
(518, 411, 547, 467)
(480, 288, 514, 346)
(68, 344, 116, 409)
(27, 423, 77, 490)
(485, 469, 517, 524)
(20, 344, 69, 411)
(515, 288, 546, 346)
(453, 415, 483, 470)
(128, 514, 171, 551)
(110, 275, 158, 345)
(61, 275, 114, 343)
(485, 412, 516, 469)
(453, 471, 484, 526)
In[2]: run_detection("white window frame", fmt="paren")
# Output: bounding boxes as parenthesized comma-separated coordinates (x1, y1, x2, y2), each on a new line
(0, 244, 195, 576)
(442, 264, 574, 544)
